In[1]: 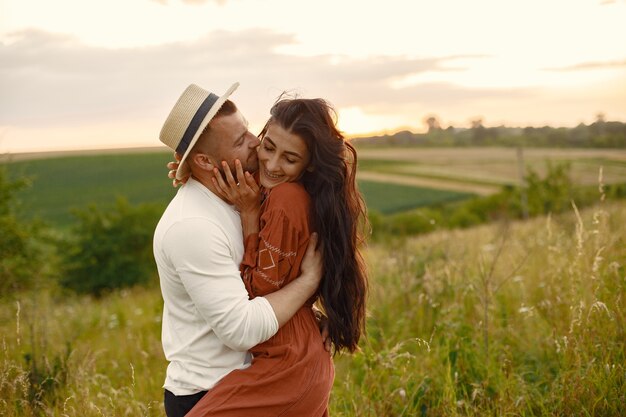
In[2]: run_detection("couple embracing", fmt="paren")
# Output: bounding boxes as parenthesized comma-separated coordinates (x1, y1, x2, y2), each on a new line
(153, 82, 368, 416)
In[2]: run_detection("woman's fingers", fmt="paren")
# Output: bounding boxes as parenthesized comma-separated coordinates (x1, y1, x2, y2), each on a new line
(210, 161, 260, 210)
(245, 171, 259, 193)
(211, 177, 228, 198)
(222, 161, 238, 189)
(235, 161, 259, 196)
(234, 160, 246, 187)
(213, 168, 230, 194)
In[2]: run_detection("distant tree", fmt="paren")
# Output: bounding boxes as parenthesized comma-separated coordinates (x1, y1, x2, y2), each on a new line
(424, 115, 442, 133)
(470, 117, 487, 144)
(591, 112, 607, 138)
(470, 118, 484, 130)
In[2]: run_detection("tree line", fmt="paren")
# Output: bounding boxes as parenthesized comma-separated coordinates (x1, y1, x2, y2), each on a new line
(353, 115, 626, 148)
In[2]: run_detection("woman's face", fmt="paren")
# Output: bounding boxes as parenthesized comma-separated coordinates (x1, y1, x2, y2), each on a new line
(257, 123, 310, 189)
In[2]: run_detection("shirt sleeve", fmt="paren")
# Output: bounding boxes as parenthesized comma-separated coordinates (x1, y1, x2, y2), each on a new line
(163, 218, 279, 351)
(241, 208, 302, 297)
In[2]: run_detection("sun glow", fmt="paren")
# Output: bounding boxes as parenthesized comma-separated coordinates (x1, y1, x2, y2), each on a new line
(337, 107, 412, 137)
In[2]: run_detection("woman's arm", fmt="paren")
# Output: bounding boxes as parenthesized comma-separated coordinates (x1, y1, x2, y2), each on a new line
(241, 194, 303, 282)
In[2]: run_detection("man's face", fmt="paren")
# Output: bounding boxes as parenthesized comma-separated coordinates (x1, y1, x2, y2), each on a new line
(209, 110, 260, 174)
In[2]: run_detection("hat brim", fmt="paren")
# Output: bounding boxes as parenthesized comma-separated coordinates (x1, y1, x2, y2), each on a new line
(175, 82, 240, 180)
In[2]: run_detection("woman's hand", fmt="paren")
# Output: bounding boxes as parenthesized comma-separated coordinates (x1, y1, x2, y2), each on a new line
(167, 152, 189, 187)
(213, 160, 261, 237)
(212, 159, 261, 212)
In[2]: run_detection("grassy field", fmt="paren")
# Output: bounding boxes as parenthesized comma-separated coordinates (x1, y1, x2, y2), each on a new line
(4, 152, 177, 226)
(4, 146, 624, 226)
(356, 147, 626, 190)
(1, 199, 624, 416)
(2, 149, 474, 225)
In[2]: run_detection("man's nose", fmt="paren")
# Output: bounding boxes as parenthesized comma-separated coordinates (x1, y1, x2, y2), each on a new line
(247, 132, 260, 148)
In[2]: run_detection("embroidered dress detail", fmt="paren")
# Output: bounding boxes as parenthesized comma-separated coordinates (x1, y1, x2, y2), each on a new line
(254, 268, 285, 288)
(263, 240, 297, 258)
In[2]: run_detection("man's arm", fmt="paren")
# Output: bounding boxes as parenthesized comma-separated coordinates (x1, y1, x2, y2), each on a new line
(164, 219, 322, 350)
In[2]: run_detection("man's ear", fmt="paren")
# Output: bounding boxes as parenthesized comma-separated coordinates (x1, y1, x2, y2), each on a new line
(190, 152, 217, 172)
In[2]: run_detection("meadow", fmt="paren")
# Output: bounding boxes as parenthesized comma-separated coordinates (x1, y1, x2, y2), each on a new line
(4, 149, 470, 226)
(4, 146, 625, 226)
(1, 146, 625, 416)
(356, 147, 626, 191)
(1, 199, 624, 416)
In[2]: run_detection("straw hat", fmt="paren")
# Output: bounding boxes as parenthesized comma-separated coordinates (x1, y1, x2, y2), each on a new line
(160, 82, 239, 180)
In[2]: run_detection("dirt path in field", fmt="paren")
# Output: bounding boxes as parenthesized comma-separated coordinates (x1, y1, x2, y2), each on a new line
(357, 171, 500, 195)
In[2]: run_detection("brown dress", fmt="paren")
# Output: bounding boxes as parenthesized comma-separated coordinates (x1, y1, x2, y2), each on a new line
(186, 182, 334, 417)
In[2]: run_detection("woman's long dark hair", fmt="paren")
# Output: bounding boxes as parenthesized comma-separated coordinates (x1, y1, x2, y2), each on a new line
(259, 97, 368, 353)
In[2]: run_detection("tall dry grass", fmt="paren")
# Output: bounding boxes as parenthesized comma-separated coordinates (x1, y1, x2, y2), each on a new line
(0, 289, 165, 416)
(331, 198, 624, 416)
(1, 199, 624, 416)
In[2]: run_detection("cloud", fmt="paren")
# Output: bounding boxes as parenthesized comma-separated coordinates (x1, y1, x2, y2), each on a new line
(0, 28, 525, 129)
(150, 0, 227, 5)
(545, 59, 626, 71)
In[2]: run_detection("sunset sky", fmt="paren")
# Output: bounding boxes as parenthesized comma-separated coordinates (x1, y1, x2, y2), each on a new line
(1, 0, 625, 153)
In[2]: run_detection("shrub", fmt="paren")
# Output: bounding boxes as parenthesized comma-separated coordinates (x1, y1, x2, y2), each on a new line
(369, 162, 622, 240)
(60, 198, 162, 296)
(524, 161, 573, 216)
(388, 208, 442, 236)
(0, 168, 46, 296)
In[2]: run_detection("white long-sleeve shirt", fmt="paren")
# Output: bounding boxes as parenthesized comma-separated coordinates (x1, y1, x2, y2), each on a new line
(153, 178, 279, 395)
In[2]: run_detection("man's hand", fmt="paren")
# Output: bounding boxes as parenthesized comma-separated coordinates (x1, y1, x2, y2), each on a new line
(167, 152, 189, 187)
(303, 237, 329, 352)
(299, 233, 323, 294)
(313, 306, 332, 353)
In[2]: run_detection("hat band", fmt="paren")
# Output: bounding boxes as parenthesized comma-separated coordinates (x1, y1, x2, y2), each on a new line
(176, 92, 220, 154)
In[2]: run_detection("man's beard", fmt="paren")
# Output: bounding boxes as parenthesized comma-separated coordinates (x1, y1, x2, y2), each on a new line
(241, 153, 259, 174)
(216, 155, 258, 181)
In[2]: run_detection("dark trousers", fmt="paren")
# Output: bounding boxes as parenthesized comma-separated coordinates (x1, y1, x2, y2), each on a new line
(164, 389, 207, 417)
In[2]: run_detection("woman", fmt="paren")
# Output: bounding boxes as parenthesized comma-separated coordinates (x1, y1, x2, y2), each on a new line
(184, 97, 368, 416)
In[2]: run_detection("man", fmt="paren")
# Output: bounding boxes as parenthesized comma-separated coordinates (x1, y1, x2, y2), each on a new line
(154, 83, 323, 417)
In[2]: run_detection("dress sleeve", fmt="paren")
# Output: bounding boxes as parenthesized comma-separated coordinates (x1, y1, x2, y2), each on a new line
(241, 208, 301, 297)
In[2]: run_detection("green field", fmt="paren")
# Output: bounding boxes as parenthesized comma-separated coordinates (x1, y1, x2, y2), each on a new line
(356, 147, 626, 190)
(357, 181, 472, 214)
(5, 152, 177, 225)
(2, 201, 624, 416)
(3, 150, 475, 226)
(5, 146, 625, 226)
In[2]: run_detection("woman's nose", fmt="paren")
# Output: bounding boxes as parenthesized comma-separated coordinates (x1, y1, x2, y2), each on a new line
(265, 156, 278, 171)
